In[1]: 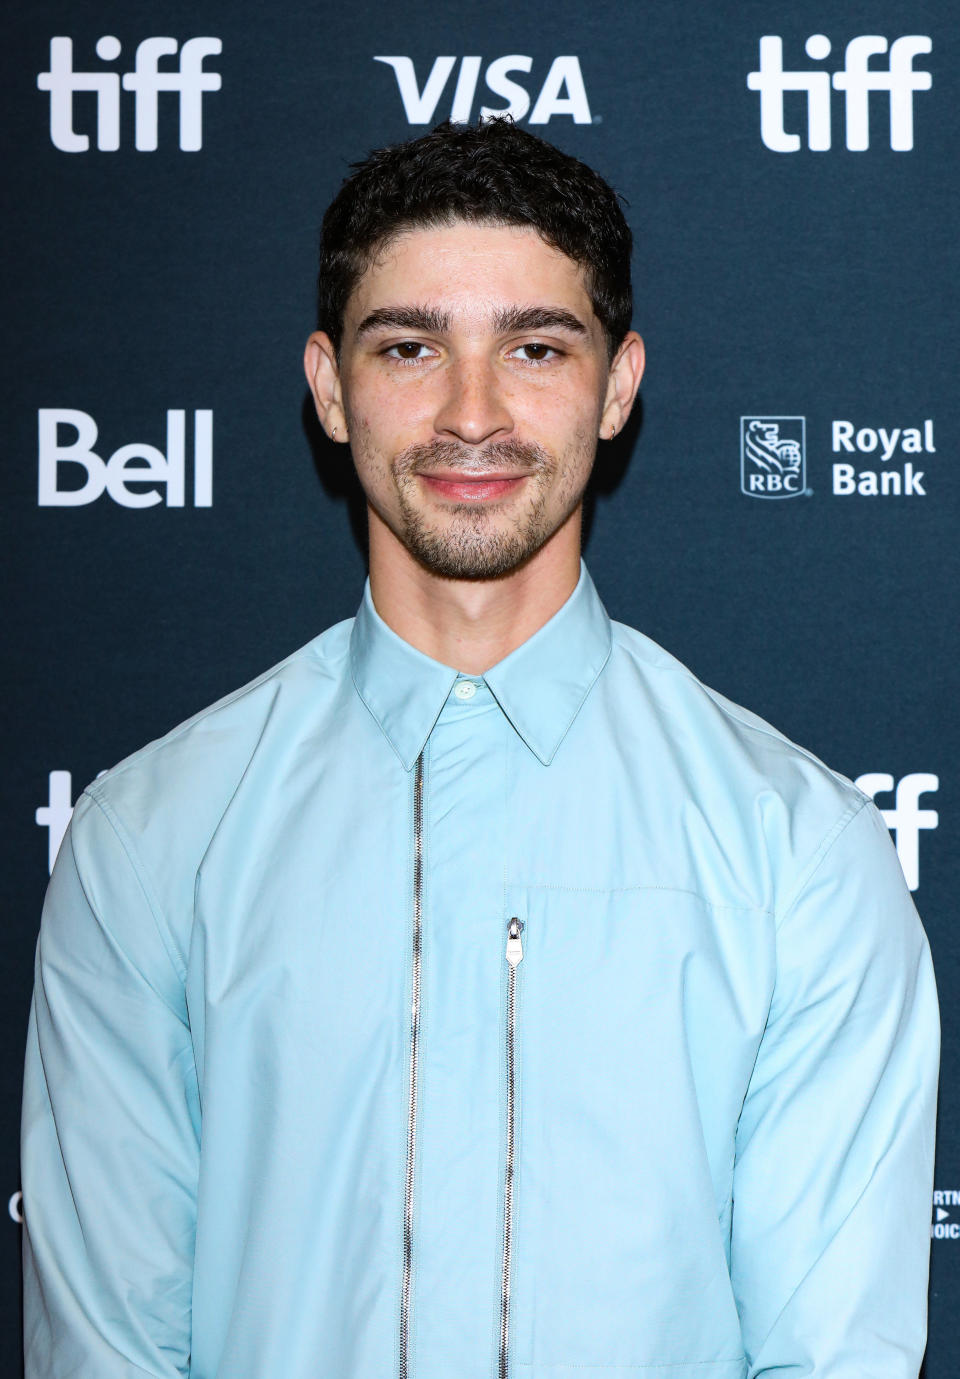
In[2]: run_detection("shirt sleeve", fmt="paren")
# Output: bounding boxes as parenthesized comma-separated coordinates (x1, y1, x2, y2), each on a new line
(730, 797, 939, 1377)
(21, 789, 199, 1378)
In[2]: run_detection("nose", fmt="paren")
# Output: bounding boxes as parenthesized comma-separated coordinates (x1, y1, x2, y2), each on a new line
(432, 356, 514, 445)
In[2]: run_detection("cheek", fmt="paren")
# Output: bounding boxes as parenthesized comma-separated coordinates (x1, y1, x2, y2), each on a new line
(514, 369, 605, 431)
(346, 381, 436, 454)
(532, 397, 600, 457)
(344, 406, 396, 478)
(551, 422, 601, 502)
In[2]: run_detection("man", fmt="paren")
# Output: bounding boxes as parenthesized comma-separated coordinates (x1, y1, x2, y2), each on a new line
(22, 119, 938, 1379)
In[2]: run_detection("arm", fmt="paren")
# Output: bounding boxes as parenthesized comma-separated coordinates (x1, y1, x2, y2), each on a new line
(731, 798, 939, 1377)
(21, 790, 199, 1377)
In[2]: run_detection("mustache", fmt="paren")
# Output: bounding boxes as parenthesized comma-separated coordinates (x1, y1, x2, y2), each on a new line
(394, 438, 553, 477)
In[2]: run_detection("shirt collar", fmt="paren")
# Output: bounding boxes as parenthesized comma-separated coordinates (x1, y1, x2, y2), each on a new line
(348, 558, 613, 770)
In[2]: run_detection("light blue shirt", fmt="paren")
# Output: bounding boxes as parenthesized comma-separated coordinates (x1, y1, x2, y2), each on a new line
(22, 559, 938, 1379)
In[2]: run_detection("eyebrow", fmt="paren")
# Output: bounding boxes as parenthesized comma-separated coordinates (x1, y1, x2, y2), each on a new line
(355, 306, 450, 339)
(353, 303, 590, 341)
(492, 306, 590, 337)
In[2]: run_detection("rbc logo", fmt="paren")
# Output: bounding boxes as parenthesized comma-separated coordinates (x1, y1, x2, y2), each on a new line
(375, 55, 591, 125)
(747, 35, 932, 152)
(38, 409, 213, 508)
(38, 36, 222, 151)
(741, 417, 806, 498)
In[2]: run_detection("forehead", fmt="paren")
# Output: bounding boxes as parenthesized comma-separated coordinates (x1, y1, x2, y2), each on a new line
(345, 221, 596, 331)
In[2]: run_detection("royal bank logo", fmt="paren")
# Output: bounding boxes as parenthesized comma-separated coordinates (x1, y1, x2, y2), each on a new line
(741, 415, 936, 499)
(740, 417, 806, 498)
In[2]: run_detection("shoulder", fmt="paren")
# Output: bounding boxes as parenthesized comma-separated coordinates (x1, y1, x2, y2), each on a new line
(66, 617, 354, 955)
(86, 616, 353, 812)
(606, 619, 874, 912)
(608, 619, 864, 804)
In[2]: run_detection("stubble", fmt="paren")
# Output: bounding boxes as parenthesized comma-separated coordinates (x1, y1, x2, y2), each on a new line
(390, 438, 580, 580)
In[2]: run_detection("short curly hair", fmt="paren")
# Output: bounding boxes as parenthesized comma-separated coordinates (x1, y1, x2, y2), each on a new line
(317, 119, 633, 360)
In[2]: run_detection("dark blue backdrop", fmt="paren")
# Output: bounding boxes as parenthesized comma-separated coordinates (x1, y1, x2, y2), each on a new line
(5, 1, 957, 1371)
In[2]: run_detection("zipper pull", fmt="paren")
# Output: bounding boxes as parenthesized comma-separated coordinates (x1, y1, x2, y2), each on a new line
(506, 916, 524, 967)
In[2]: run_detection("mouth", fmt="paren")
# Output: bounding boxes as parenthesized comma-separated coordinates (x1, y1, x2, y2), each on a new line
(418, 472, 531, 502)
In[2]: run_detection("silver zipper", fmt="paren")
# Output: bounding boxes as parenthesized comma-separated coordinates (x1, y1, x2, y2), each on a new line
(400, 749, 425, 1379)
(500, 915, 524, 1379)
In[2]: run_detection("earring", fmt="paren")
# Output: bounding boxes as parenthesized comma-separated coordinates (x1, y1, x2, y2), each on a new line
(331, 426, 338, 441)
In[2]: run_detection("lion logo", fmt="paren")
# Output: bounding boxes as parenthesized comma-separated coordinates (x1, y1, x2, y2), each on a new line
(741, 417, 806, 498)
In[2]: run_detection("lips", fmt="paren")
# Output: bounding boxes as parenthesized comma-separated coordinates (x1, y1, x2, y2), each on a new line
(419, 473, 529, 501)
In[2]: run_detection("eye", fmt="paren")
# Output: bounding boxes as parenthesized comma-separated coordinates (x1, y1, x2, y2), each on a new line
(384, 340, 437, 363)
(507, 341, 561, 364)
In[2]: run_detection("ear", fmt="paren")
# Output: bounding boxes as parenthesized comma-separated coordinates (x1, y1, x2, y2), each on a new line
(599, 331, 645, 441)
(304, 331, 349, 442)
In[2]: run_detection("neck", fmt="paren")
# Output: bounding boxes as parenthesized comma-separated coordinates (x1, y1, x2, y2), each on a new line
(366, 508, 583, 675)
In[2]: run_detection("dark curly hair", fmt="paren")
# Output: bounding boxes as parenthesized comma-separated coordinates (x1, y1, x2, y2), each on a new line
(317, 119, 633, 360)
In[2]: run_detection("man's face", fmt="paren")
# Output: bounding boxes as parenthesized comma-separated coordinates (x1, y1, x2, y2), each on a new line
(309, 221, 641, 581)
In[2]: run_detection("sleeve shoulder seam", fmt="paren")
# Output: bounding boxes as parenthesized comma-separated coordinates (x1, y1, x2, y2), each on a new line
(774, 795, 872, 931)
(80, 788, 188, 988)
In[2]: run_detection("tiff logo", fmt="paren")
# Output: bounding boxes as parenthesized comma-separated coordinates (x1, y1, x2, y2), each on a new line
(36, 771, 75, 873)
(38, 409, 213, 508)
(747, 35, 932, 151)
(38, 36, 222, 151)
(375, 55, 591, 125)
(855, 773, 939, 892)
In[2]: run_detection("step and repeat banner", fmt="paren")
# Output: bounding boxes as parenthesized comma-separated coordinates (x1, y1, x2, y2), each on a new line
(4, 0, 957, 1371)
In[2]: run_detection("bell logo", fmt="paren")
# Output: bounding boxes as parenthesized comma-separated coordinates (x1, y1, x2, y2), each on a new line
(37, 409, 213, 508)
(38, 36, 222, 152)
(747, 35, 932, 151)
(855, 773, 939, 892)
(374, 55, 591, 126)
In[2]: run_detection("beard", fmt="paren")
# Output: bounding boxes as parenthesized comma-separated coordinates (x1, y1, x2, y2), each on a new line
(390, 438, 568, 580)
